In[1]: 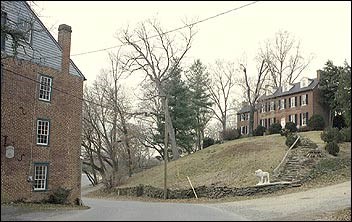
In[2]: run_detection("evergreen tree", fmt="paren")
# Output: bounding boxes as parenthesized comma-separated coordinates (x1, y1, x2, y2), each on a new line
(165, 65, 197, 154)
(319, 60, 342, 126)
(186, 59, 213, 151)
(336, 62, 351, 126)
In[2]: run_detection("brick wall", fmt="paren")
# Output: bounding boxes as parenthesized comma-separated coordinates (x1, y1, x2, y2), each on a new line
(1, 58, 83, 204)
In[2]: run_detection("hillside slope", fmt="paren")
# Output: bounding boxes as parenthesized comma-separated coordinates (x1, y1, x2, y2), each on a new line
(123, 134, 288, 189)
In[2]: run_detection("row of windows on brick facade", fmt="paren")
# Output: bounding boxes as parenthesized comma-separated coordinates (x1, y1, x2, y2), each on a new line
(239, 94, 309, 122)
(240, 112, 309, 135)
(259, 112, 309, 128)
(260, 94, 308, 113)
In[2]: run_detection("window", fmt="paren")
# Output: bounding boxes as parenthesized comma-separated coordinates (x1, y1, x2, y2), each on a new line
(280, 99, 285, 110)
(240, 126, 248, 135)
(261, 104, 266, 113)
(290, 97, 296, 108)
(17, 19, 32, 44)
(37, 119, 50, 145)
(39, 75, 52, 102)
(33, 163, 48, 191)
(302, 112, 309, 126)
(301, 94, 308, 106)
(1, 11, 7, 51)
(270, 101, 275, 111)
(289, 114, 296, 124)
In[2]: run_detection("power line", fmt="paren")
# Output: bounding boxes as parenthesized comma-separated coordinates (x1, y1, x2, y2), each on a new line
(2, 67, 152, 117)
(41, 1, 258, 59)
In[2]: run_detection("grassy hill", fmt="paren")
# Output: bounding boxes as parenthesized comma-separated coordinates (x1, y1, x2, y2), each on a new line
(124, 134, 287, 189)
(121, 131, 350, 190)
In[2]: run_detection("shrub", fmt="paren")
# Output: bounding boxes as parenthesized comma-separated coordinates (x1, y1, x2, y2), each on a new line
(285, 133, 301, 148)
(308, 114, 325, 130)
(221, 128, 240, 141)
(332, 114, 347, 130)
(340, 127, 351, 142)
(285, 122, 297, 132)
(280, 128, 289, 137)
(325, 141, 340, 156)
(47, 187, 71, 204)
(253, 125, 266, 136)
(268, 123, 282, 134)
(203, 137, 215, 148)
(320, 127, 343, 143)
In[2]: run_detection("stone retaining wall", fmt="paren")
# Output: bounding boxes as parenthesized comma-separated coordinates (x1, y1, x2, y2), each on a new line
(111, 182, 302, 199)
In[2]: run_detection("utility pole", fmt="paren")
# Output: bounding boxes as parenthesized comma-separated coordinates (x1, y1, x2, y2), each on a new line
(163, 96, 169, 199)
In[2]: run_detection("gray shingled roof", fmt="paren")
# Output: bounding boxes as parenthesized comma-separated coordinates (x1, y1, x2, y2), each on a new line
(259, 78, 318, 100)
(237, 78, 319, 114)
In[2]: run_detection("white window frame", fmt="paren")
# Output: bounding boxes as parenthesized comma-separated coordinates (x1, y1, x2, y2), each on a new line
(39, 75, 52, 102)
(261, 104, 265, 113)
(270, 101, 275, 111)
(301, 94, 307, 106)
(240, 114, 245, 121)
(290, 114, 296, 124)
(33, 164, 48, 191)
(302, 113, 308, 126)
(280, 99, 285, 110)
(290, 97, 295, 108)
(37, 119, 50, 145)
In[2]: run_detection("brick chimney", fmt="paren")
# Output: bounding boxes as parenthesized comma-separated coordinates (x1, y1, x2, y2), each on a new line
(316, 70, 321, 81)
(58, 24, 72, 75)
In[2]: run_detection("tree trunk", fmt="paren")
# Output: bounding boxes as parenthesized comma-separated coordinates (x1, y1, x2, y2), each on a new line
(249, 106, 255, 136)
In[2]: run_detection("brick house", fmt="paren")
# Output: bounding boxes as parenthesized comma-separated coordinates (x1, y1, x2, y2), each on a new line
(237, 71, 329, 135)
(1, 1, 86, 204)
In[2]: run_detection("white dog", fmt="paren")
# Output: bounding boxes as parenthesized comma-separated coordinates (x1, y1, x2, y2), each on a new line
(255, 169, 270, 185)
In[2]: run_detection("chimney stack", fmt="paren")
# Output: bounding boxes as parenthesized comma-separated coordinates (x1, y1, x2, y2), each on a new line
(316, 70, 321, 81)
(58, 24, 72, 75)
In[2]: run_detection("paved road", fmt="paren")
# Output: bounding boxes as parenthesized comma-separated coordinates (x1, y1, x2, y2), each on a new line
(1, 181, 351, 221)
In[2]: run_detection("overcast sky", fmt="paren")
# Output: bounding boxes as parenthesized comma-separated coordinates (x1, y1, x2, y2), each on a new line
(32, 1, 351, 88)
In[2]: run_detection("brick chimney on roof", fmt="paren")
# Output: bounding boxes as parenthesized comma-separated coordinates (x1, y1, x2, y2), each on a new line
(316, 69, 322, 81)
(58, 24, 72, 75)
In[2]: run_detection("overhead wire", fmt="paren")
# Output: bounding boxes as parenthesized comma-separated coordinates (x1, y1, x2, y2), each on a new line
(40, 1, 259, 59)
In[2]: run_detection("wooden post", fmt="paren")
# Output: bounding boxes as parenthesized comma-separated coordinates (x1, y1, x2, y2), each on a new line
(187, 176, 198, 199)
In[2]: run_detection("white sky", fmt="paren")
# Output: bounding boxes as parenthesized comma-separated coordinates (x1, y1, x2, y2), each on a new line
(32, 1, 351, 89)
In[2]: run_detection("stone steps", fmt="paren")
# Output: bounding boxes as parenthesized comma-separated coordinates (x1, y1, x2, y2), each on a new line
(275, 136, 323, 182)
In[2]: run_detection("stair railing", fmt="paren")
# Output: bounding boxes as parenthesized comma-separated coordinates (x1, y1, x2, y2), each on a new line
(273, 135, 301, 176)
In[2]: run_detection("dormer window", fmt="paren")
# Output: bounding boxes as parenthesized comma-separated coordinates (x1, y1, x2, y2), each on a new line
(282, 83, 293, 92)
(300, 77, 311, 88)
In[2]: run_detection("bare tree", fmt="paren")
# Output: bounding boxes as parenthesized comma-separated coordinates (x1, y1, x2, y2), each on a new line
(238, 57, 270, 135)
(118, 18, 196, 160)
(260, 30, 312, 88)
(207, 60, 237, 133)
(81, 52, 146, 188)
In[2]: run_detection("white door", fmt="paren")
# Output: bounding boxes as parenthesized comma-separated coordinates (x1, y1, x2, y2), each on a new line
(281, 117, 286, 128)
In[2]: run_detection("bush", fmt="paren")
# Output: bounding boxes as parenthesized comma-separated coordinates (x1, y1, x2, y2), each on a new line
(203, 137, 215, 148)
(221, 128, 240, 141)
(325, 141, 340, 156)
(280, 128, 289, 137)
(320, 127, 343, 143)
(285, 122, 297, 132)
(47, 187, 71, 204)
(285, 133, 301, 148)
(340, 127, 351, 142)
(253, 125, 266, 136)
(268, 123, 282, 134)
(308, 114, 325, 130)
(332, 114, 347, 130)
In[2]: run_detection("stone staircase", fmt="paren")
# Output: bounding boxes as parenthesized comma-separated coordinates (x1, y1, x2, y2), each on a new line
(272, 136, 325, 183)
